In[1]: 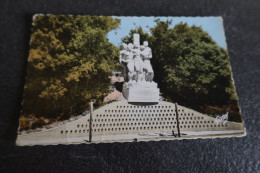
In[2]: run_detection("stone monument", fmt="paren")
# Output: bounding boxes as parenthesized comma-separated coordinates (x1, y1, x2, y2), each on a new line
(120, 33, 160, 104)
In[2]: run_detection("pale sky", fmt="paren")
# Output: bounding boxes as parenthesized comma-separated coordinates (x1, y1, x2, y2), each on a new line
(106, 16, 227, 49)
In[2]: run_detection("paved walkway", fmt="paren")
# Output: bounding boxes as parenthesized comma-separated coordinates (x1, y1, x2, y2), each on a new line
(17, 130, 245, 146)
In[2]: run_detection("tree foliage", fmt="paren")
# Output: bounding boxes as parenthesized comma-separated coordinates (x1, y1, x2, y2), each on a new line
(123, 21, 241, 122)
(23, 15, 120, 120)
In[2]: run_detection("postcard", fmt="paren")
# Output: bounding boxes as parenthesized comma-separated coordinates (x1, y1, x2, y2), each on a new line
(16, 15, 246, 145)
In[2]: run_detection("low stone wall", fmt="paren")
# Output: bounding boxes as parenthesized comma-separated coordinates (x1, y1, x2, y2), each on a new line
(16, 100, 244, 145)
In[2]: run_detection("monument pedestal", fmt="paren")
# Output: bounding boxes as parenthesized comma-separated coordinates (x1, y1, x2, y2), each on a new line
(122, 81, 160, 104)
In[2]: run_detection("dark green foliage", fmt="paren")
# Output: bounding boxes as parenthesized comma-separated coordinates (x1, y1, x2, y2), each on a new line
(123, 21, 241, 122)
(22, 15, 120, 123)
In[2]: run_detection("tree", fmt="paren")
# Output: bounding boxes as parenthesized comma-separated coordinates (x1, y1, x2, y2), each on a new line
(123, 21, 241, 122)
(23, 15, 120, 121)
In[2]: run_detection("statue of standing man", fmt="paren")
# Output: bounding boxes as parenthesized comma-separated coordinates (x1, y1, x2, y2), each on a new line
(120, 43, 135, 82)
(132, 44, 144, 83)
(141, 41, 154, 82)
(119, 43, 128, 81)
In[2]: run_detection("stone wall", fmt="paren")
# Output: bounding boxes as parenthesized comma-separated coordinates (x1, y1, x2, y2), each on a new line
(17, 100, 244, 145)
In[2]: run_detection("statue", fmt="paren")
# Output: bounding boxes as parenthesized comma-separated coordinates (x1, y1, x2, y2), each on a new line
(126, 43, 135, 82)
(120, 33, 159, 104)
(119, 43, 128, 81)
(120, 41, 154, 83)
(141, 41, 154, 82)
(132, 44, 144, 83)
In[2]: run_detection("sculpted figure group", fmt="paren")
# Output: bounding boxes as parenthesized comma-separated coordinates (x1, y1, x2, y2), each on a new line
(119, 41, 154, 83)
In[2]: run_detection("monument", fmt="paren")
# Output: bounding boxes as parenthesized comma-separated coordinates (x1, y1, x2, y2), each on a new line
(119, 33, 160, 104)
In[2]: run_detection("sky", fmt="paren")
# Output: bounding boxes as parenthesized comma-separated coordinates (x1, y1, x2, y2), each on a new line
(106, 16, 227, 49)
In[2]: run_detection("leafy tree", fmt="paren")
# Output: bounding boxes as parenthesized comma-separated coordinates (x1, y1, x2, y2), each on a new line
(23, 15, 120, 121)
(123, 21, 241, 122)
(19, 116, 30, 131)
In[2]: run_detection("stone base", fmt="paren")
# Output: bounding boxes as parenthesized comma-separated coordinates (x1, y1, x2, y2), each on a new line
(122, 81, 160, 104)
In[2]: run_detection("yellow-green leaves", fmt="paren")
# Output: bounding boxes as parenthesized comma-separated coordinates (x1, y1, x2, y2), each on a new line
(22, 15, 120, 122)
(39, 79, 67, 100)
